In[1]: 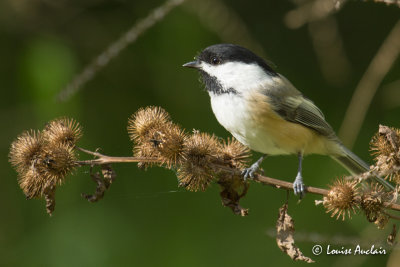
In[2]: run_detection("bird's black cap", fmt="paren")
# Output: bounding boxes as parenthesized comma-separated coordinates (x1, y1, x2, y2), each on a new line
(196, 44, 277, 76)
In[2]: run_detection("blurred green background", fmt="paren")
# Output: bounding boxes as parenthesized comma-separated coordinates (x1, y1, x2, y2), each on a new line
(1, 0, 400, 266)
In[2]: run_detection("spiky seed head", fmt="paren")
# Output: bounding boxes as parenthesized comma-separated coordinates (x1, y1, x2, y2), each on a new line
(176, 132, 222, 191)
(9, 130, 43, 173)
(323, 178, 360, 220)
(131, 127, 166, 169)
(127, 106, 171, 143)
(370, 128, 400, 180)
(370, 133, 392, 159)
(220, 137, 251, 169)
(361, 183, 387, 222)
(40, 143, 77, 184)
(183, 132, 221, 163)
(43, 117, 82, 147)
(18, 167, 48, 199)
(177, 162, 214, 192)
(155, 124, 187, 168)
(133, 140, 160, 169)
(370, 127, 400, 158)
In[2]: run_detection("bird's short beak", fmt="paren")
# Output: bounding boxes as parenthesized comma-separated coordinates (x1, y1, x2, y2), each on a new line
(182, 60, 201, 69)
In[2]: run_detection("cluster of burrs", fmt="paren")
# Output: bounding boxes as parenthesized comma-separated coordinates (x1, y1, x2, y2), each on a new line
(9, 107, 400, 224)
(322, 126, 400, 229)
(128, 106, 252, 215)
(9, 118, 82, 215)
(9, 107, 252, 216)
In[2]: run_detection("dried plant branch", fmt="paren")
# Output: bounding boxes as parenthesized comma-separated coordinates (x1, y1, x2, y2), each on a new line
(369, 0, 400, 7)
(76, 147, 160, 165)
(73, 147, 400, 212)
(339, 20, 400, 148)
(285, 0, 352, 86)
(308, 16, 351, 86)
(56, 0, 185, 102)
(184, 0, 267, 58)
(8, 107, 400, 244)
(9, 107, 400, 263)
(285, 0, 400, 30)
(284, 0, 347, 29)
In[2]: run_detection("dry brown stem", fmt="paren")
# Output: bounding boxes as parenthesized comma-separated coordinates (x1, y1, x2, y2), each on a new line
(57, 0, 186, 102)
(339, 20, 400, 148)
(74, 147, 400, 212)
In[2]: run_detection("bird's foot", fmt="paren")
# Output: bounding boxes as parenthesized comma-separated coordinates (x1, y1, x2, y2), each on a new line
(241, 162, 261, 180)
(293, 174, 305, 199)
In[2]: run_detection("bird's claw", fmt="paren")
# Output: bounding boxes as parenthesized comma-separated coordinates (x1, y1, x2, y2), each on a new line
(241, 164, 260, 180)
(293, 174, 305, 199)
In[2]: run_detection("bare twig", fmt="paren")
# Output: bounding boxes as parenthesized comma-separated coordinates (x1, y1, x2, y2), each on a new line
(75, 146, 159, 165)
(339, 20, 400, 148)
(184, 0, 267, 58)
(74, 147, 400, 212)
(57, 0, 185, 102)
(308, 16, 351, 86)
(370, 0, 400, 7)
(284, 0, 347, 29)
(285, 0, 351, 85)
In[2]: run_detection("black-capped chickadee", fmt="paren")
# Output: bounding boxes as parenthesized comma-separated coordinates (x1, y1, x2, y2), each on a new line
(183, 43, 392, 197)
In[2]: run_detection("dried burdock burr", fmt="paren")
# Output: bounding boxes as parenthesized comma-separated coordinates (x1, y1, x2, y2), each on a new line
(127, 106, 171, 143)
(370, 126, 400, 158)
(10, 118, 80, 209)
(370, 126, 400, 183)
(40, 143, 77, 184)
(323, 178, 360, 220)
(220, 137, 251, 169)
(155, 123, 187, 168)
(9, 130, 44, 173)
(43, 117, 82, 147)
(128, 106, 174, 168)
(361, 183, 388, 223)
(177, 132, 222, 191)
(18, 167, 48, 199)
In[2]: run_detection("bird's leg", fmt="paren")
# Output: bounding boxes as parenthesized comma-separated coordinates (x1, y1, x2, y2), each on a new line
(293, 152, 305, 198)
(242, 154, 267, 180)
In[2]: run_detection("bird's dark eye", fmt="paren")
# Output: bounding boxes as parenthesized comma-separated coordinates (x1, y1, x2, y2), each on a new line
(211, 56, 220, 65)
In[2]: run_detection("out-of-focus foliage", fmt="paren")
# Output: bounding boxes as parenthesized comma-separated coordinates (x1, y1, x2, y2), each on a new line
(1, 0, 399, 266)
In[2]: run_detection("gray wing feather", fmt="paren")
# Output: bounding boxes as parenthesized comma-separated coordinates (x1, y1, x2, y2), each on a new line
(262, 75, 394, 190)
(264, 75, 336, 139)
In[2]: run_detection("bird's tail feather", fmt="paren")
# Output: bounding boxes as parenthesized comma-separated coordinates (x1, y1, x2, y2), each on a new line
(331, 145, 394, 190)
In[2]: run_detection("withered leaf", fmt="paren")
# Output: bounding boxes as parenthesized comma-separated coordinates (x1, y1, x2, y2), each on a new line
(101, 164, 116, 187)
(387, 224, 397, 246)
(82, 165, 116, 202)
(218, 175, 249, 216)
(276, 203, 314, 263)
(44, 182, 56, 216)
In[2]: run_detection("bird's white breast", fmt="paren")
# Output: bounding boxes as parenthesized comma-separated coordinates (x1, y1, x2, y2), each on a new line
(209, 92, 290, 155)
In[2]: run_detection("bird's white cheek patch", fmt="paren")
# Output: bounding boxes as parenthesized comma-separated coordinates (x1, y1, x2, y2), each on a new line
(200, 62, 270, 93)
